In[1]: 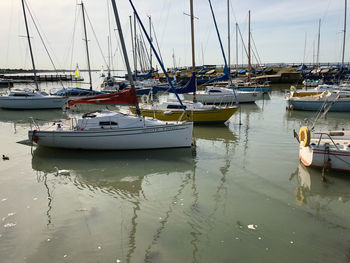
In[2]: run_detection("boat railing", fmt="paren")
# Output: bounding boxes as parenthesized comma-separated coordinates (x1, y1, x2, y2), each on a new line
(29, 117, 40, 131)
(202, 94, 237, 106)
(313, 132, 340, 150)
(178, 110, 193, 122)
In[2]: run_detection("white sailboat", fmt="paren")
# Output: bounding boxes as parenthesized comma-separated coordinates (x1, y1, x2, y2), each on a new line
(28, 109, 193, 150)
(100, 66, 105, 77)
(28, 1, 193, 150)
(297, 126, 350, 172)
(0, 89, 67, 110)
(0, 0, 67, 110)
(287, 0, 350, 112)
(184, 4, 259, 104)
(184, 86, 259, 104)
(295, 1, 350, 173)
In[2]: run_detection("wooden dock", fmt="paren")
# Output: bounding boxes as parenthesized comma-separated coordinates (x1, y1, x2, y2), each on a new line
(1, 74, 83, 82)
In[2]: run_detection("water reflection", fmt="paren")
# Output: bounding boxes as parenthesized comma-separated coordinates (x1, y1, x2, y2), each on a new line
(30, 124, 239, 263)
(0, 109, 67, 124)
(284, 110, 350, 130)
(36, 173, 53, 227)
(193, 125, 237, 143)
(31, 147, 196, 262)
(32, 147, 195, 195)
(291, 163, 350, 207)
(237, 103, 261, 114)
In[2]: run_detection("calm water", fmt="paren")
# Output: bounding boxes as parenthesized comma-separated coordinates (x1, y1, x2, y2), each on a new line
(0, 75, 349, 263)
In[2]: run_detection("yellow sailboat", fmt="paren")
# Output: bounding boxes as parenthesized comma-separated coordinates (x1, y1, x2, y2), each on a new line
(130, 100, 238, 124)
(130, 0, 238, 124)
(73, 64, 84, 81)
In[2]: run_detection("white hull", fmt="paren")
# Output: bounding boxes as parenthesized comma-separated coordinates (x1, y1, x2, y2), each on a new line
(184, 90, 258, 104)
(29, 121, 193, 150)
(0, 96, 67, 109)
(299, 131, 350, 172)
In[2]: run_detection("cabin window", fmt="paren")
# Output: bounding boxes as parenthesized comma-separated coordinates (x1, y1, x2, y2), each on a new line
(208, 89, 221, 93)
(99, 121, 118, 126)
(167, 105, 187, 109)
(12, 93, 31, 97)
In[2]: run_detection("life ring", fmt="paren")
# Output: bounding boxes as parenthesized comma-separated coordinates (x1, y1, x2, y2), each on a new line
(298, 126, 311, 147)
(141, 94, 149, 104)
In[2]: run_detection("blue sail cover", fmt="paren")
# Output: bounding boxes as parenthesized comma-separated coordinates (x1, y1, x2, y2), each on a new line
(54, 88, 106, 96)
(152, 72, 196, 94)
(197, 66, 229, 84)
(137, 70, 152, 80)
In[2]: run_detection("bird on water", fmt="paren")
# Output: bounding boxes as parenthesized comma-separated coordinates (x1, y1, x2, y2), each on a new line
(54, 167, 70, 176)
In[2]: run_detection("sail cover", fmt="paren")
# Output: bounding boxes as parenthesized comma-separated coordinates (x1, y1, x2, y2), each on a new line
(197, 66, 229, 84)
(54, 88, 105, 96)
(152, 72, 196, 94)
(68, 87, 138, 108)
(137, 70, 152, 80)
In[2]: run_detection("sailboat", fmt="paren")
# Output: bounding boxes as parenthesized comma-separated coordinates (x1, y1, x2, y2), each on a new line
(0, 0, 67, 110)
(130, 0, 238, 124)
(29, 89, 193, 150)
(73, 64, 84, 81)
(183, 3, 259, 104)
(100, 66, 105, 77)
(295, 0, 350, 172)
(286, 90, 350, 111)
(101, 13, 160, 95)
(54, 2, 104, 98)
(28, 0, 193, 150)
(287, 3, 350, 111)
(297, 126, 350, 172)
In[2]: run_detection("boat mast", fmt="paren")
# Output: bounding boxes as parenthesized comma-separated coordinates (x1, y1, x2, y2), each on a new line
(127, 0, 186, 110)
(207, 0, 237, 102)
(149, 15, 152, 71)
(227, 0, 230, 69)
(110, 0, 134, 86)
(129, 16, 135, 77)
(134, 13, 137, 80)
(110, 0, 140, 114)
(248, 10, 251, 82)
(342, 0, 347, 67)
(106, 0, 112, 77)
(107, 35, 111, 77)
(81, 2, 92, 90)
(190, 0, 197, 102)
(21, 0, 39, 91)
(316, 19, 321, 67)
(236, 22, 238, 68)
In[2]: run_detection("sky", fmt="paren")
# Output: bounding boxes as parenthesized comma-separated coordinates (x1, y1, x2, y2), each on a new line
(0, 0, 347, 70)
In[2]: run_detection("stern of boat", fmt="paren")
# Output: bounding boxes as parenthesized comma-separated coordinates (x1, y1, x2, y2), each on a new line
(299, 142, 314, 167)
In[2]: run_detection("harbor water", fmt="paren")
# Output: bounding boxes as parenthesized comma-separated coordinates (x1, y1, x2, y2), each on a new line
(0, 75, 349, 263)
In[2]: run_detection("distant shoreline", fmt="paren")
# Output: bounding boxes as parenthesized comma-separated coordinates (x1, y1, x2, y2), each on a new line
(1, 62, 349, 74)
(0, 69, 124, 74)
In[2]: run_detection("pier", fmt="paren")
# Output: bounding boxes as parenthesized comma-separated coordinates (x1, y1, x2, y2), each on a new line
(1, 74, 83, 82)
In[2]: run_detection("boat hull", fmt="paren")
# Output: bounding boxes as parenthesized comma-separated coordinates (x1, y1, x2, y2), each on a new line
(287, 99, 350, 111)
(0, 97, 67, 109)
(130, 107, 238, 124)
(299, 143, 350, 172)
(28, 122, 193, 150)
(183, 92, 258, 104)
(237, 87, 270, 93)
